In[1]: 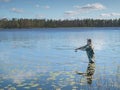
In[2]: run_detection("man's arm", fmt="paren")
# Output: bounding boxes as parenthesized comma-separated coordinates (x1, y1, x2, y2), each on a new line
(75, 45, 88, 52)
(75, 47, 82, 50)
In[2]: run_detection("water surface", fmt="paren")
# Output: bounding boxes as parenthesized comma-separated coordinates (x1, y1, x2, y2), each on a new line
(0, 28, 120, 90)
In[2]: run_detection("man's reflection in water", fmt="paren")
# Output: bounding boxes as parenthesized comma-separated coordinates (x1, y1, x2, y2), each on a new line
(86, 63, 95, 84)
(76, 63, 95, 84)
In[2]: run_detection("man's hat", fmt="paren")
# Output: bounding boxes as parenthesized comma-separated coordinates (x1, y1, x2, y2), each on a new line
(87, 39, 92, 42)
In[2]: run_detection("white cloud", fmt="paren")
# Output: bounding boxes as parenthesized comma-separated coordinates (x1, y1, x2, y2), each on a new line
(81, 3, 105, 10)
(11, 8, 24, 13)
(0, 16, 7, 19)
(0, 0, 11, 2)
(73, 5, 81, 8)
(35, 5, 50, 9)
(100, 13, 111, 17)
(65, 3, 106, 17)
(100, 13, 120, 17)
(36, 4, 40, 8)
(44, 5, 50, 9)
(64, 11, 78, 16)
(111, 13, 120, 16)
(35, 14, 45, 19)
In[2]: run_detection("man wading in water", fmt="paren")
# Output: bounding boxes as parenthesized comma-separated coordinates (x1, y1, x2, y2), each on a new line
(75, 39, 95, 63)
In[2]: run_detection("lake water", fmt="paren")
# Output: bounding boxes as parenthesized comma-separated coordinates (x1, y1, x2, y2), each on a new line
(0, 28, 120, 90)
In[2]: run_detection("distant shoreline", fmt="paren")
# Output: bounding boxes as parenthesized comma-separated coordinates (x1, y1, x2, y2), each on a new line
(0, 18, 120, 29)
(0, 27, 120, 30)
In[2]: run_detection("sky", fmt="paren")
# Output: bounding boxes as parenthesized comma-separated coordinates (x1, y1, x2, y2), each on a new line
(0, 0, 120, 20)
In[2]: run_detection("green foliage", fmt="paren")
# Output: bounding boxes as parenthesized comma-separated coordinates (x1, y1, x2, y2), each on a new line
(0, 18, 120, 28)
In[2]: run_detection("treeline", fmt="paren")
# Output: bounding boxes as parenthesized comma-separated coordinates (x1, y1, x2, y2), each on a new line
(0, 18, 120, 28)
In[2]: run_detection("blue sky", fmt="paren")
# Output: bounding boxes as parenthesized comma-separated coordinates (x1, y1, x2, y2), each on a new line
(0, 0, 120, 19)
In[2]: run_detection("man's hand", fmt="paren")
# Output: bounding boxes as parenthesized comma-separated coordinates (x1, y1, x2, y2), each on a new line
(75, 49, 78, 52)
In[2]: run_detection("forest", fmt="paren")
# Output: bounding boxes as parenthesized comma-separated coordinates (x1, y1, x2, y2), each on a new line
(0, 18, 120, 28)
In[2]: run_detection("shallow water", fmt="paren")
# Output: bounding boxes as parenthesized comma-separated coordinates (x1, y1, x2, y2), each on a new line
(0, 28, 120, 90)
